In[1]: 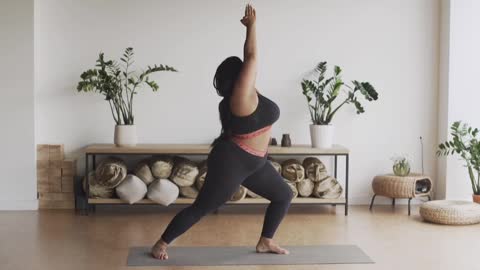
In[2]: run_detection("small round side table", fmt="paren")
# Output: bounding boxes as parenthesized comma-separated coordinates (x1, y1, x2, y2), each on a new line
(370, 173, 433, 215)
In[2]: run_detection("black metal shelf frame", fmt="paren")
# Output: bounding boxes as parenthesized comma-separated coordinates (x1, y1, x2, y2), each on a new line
(78, 151, 349, 216)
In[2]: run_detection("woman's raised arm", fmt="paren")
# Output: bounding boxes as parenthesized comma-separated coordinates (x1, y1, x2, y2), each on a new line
(230, 4, 259, 117)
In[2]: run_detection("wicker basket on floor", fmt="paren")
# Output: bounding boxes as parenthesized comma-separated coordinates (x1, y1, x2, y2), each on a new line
(370, 173, 433, 215)
(420, 200, 480, 225)
(372, 173, 432, 199)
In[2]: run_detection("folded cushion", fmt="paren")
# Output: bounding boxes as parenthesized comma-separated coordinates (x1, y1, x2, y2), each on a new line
(147, 179, 179, 206)
(115, 174, 147, 204)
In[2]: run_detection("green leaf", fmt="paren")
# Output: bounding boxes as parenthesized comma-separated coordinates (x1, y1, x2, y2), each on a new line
(353, 99, 365, 114)
(334, 65, 342, 76)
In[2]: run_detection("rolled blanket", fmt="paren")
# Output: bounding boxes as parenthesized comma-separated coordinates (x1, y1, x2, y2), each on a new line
(230, 185, 247, 201)
(313, 176, 343, 199)
(82, 171, 115, 198)
(281, 159, 305, 183)
(179, 186, 199, 199)
(134, 159, 155, 185)
(95, 157, 127, 188)
(303, 157, 328, 183)
(170, 156, 199, 187)
(296, 178, 314, 197)
(150, 155, 174, 179)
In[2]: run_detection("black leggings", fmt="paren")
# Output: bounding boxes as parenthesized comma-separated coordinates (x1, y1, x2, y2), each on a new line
(160, 139, 294, 244)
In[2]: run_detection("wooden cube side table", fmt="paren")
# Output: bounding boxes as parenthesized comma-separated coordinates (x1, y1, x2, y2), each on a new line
(369, 173, 433, 215)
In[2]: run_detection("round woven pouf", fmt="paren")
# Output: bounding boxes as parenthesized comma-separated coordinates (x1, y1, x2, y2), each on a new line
(420, 200, 480, 225)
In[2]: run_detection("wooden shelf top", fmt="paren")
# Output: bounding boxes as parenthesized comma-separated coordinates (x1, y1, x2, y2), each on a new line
(85, 143, 349, 155)
(89, 197, 346, 205)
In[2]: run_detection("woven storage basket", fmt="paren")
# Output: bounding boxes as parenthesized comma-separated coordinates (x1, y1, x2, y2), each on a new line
(420, 200, 480, 225)
(372, 173, 432, 199)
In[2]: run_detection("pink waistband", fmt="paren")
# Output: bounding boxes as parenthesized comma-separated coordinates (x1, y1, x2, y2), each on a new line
(232, 125, 272, 139)
(230, 125, 272, 157)
(231, 137, 268, 157)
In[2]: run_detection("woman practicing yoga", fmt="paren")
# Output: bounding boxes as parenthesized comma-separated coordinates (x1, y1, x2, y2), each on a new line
(151, 4, 294, 260)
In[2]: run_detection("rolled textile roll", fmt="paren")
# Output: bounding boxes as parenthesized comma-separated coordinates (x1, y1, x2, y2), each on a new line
(150, 155, 174, 179)
(303, 157, 328, 183)
(95, 157, 127, 188)
(82, 171, 115, 198)
(230, 185, 247, 201)
(134, 159, 155, 185)
(170, 156, 199, 187)
(179, 185, 199, 199)
(281, 159, 305, 183)
(296, 178, 314, 197)
(312, 175, 343, 199)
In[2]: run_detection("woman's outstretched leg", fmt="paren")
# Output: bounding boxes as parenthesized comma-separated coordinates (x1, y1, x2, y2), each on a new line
(242, 161, 294, 254)
(151, 167, 243, 259)
(151, 140, 266, 260)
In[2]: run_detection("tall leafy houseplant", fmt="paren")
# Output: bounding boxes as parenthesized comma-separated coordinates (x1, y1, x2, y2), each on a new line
(437, 121, 480, 202)
(301, 62, 378, 148)
(77, 47, 177, 146)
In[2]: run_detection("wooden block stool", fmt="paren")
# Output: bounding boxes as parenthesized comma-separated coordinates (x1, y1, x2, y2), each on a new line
(370, 173, 433, 215)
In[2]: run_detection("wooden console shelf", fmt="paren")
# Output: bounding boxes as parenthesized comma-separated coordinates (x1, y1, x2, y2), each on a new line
(80, 143, 350, 215)
(89, 197, 347, 205)
(85, 143, 349, 155)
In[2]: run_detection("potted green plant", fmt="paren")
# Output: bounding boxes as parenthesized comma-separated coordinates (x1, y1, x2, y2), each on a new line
(301, 61, 379, 148)
(437, 121, 480, 203)
(390, 155, 411, 176)
(77, 47, 177, 147)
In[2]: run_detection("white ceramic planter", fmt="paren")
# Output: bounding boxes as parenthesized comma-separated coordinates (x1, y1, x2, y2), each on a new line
(309, 124, 334, 148)
(114, 125, 137, 147)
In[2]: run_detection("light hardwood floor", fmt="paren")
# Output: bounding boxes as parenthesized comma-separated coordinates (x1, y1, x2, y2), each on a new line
(1, 205, 478, 270)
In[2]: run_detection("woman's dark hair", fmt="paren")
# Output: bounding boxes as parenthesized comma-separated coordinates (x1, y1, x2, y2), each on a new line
(211, 56, 243, 147)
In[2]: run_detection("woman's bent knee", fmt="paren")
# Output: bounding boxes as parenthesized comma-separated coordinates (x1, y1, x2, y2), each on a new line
(280, 182, 294, 202)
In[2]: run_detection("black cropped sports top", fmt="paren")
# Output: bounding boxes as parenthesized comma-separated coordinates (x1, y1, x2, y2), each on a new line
(228, 92, 280, 135)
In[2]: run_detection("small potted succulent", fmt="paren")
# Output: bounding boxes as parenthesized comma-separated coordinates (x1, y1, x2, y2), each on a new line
(390, 155, 411, 176)
(77, 47, 177, 146)
(437, 121, 480, 203)
(301, 62, 379, 148)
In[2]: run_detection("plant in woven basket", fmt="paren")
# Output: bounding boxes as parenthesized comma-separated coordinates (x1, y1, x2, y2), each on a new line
(437, 121, 480, 196)
(301, 61, 379, 148)
(390, 155, 411, 176)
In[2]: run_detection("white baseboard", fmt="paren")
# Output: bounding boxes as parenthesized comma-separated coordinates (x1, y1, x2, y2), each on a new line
(0, 199, 38, 210)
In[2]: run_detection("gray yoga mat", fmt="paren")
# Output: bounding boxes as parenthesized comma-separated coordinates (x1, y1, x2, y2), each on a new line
(127, 245, 374, 266)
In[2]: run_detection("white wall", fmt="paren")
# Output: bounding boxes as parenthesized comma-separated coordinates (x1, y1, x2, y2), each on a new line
(0, 0, 37, 210)
(438, 0, 480, 200)
(35, 0, 440, 204)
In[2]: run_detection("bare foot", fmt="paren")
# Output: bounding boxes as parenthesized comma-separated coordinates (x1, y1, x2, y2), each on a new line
(256, 237, 289, 255)
(151, 238, 169, 260)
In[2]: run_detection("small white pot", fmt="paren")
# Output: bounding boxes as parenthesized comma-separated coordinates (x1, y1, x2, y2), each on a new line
(114, 125, 137, 147)
(309, 124, 334, 148)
